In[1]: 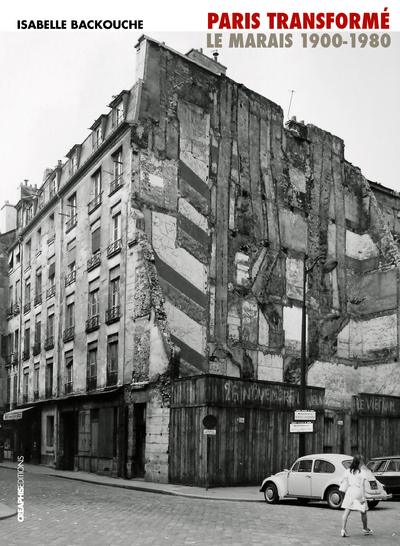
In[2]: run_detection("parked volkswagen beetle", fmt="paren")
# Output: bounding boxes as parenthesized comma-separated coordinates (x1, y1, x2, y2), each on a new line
(260, 453, 392, 509)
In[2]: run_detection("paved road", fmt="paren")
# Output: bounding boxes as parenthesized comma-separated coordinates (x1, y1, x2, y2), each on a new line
(0, 467, 399, 546)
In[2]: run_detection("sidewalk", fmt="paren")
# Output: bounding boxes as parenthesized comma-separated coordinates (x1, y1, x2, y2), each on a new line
(0, 461, 263, 504)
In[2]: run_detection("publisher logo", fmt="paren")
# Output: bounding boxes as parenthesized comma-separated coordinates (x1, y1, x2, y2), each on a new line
(17, 455, 24, 522)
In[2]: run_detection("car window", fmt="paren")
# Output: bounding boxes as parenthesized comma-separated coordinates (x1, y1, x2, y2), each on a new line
(387, 460, 400, 472)
(314, 459, 335, 474)
(342, 460, 352, 469)
(367, 460, 384, 472)
(293, 460, 312, 472)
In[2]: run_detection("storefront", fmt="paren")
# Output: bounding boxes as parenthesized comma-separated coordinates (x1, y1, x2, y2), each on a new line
(2, 406, 41, 463)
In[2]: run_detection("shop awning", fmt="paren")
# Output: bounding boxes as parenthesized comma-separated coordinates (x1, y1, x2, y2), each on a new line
(3, 407, 34, 421)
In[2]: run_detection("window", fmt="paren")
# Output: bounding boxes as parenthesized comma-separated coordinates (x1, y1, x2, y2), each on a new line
(34, 314, 41, 355)
(14, 329, 19, 357)
(88, 288, 99, 319)
(115, 102, 124, 126)
(13, 374, 18, 404)
(66, 193, 77, 231)
(35, 270, 42, 305)
(23, 322, 30, 360)
(110, 149, 123, 194)
(66, 301, 75, 329)
(314, 460, 335, 474)
(107, 334, 118, 386)
(71, 154, 77, 174)
(66, 239, 76, 285)
(89, 171, 102, 213)
(106, 268, 121, 323)
(26, 240, 32, 266)
(48, 262, 55, 286)
(7, 333, 14, 359)
(48, 214, 55, 243)
(87, 342, 98, 390)
(63, 300, 75, 342)
(92, 226, 101, 254)
(24, 279, 31, 313)
(47, 312, 54, 339)
(112, 212, 121, 242)
(34, 366, 39, 399)
(93, 125, 102, 149)
(15, 280, 21, 304)
(45, 359, 53, 398)
(49, 177, 56, 199)
(23, 370, 29, 402)
(37, 228, 42, 253)
(46, 416, 54, 447)
(292, 460, 312, 473)
(65, 351, 73, 393)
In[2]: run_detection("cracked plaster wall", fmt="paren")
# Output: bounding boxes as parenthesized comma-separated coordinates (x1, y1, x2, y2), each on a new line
(134, 38, 400, 413)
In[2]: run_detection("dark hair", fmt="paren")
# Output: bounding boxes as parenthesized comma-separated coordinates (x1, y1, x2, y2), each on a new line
(350, 454, 364, 474)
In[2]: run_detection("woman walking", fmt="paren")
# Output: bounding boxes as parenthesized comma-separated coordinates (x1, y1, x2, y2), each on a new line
(340, 454, 373, 537)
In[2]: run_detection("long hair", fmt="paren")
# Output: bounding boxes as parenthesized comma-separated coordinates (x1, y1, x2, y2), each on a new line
(350, 454, 364, 474)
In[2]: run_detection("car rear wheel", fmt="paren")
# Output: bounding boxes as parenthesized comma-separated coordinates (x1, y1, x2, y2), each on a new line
(264, 483, 279, 504)
(326, 487, 343, 509)
(367, 500, 380, 509)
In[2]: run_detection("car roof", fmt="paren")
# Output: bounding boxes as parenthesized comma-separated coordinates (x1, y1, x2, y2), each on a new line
(369, 455, 400, 461)
(297, 453, 352, 463)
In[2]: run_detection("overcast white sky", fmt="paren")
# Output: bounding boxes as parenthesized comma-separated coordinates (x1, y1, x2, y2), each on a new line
(0, 8, 399, 218)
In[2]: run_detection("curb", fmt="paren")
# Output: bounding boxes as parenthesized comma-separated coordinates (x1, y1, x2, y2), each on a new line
(48, 473, 263, 502)
(0, 502, 17, 521)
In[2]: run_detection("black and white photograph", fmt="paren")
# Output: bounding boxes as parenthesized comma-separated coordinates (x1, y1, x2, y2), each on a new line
(0, 1, 399, 544)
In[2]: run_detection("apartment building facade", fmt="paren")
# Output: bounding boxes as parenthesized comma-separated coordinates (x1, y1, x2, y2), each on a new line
(2, 35, 400, 485)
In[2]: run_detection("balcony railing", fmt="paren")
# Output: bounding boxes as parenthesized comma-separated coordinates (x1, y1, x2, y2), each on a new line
(34, 293, 42, 306)
(88, 193, 102, 214)
(45, 387, 52, 399)
(44, 336, 54, 350)
(86, 314, 100, 333)
(46, 285, 56, 300)
(47, 234, 56, 245)
(6, 305, 13, 319)
(65, 270, 76, 286)
(66, 215, 77, 232)
(63, 327, 75, 343)
(24, 301, 31, 314)
(87, 252, 101, 271)
(34, 390, 39, 401)
(107, 238, 122, 258)
(22, 349, 30, 361)
(32, 343, 41, 356)
(107, 370, 118, 387)
(65, 382, 73, 394)
(13, 303, 20, 316)
(105, 306, 121, 324)
(109, 174, 123, 195)
(87, 376, 97, 392)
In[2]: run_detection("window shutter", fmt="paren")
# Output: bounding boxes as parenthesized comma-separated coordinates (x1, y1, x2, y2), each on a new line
(1, 335, 8, 357)
(92, 228, 101, 254)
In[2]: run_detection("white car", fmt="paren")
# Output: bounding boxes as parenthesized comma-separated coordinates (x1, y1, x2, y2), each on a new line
(260, 453, 392, 509)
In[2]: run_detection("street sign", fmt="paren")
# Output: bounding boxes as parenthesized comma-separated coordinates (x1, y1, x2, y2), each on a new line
(290, 422, 314, 433)
(4, 412, 22, 420)
(294, 410, 316, 421)
(203, 429, 216, 435)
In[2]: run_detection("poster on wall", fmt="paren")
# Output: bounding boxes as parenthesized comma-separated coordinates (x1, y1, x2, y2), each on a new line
(0, 0, 399, 541)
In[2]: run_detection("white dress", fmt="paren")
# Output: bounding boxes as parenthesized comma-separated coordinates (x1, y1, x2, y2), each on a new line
(341, 468, 369, 511)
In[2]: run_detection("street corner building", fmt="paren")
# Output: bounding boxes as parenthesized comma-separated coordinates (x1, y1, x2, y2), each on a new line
(1, 35, 400, 487)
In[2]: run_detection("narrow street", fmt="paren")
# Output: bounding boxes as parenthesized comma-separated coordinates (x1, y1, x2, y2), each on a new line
(0, 467, 399, 546)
